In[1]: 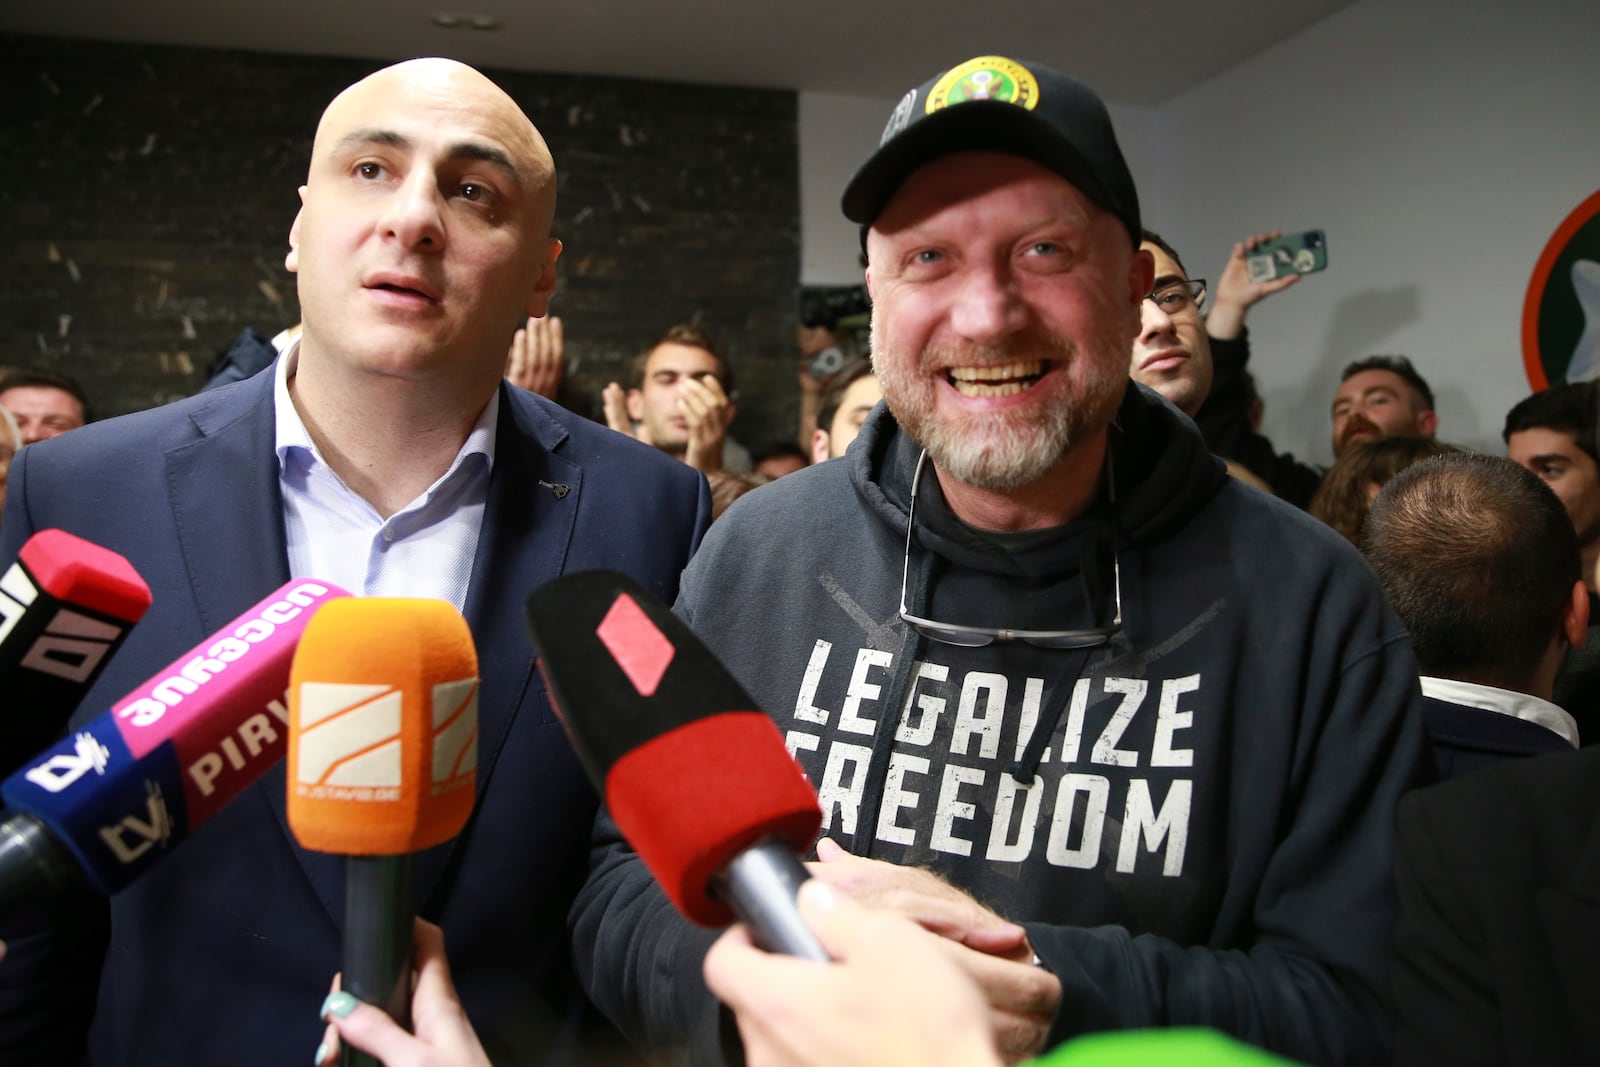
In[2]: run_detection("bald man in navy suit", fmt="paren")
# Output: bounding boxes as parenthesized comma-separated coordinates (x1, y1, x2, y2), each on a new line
(0, 58, 708, 1066)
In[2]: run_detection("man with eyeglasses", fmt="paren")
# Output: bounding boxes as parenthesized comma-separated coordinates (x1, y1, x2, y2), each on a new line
(1130, 230, 1213, 419)
(575, 56, 1430, 1067)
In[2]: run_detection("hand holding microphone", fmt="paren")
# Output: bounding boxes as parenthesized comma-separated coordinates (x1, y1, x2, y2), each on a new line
(288, 598, 479, 1067)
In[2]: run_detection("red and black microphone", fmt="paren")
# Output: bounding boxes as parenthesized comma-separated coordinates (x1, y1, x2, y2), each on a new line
(0, 529, 151, 775)
(287, 598, 479, 1067)
(525, 570, 826, 961)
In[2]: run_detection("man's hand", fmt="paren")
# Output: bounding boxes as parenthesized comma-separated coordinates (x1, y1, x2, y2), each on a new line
(809, 838, 1059, 1062)
(601, 381, 639, 439)
(704, 880, 1004, 1067)
(505, 315, 564, 399)
(680, 375, 732, 474)
(1208, 231, 1303, 341)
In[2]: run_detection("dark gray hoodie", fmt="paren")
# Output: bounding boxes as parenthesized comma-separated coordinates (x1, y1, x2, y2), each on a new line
(572, 383, 1431, 1066)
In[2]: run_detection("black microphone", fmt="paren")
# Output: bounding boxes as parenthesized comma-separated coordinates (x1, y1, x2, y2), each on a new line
(526, 569, 827, 960)
(0, 580, 349, 914)
(285, 598, 479, 1067)
(0, 529, 151, 777)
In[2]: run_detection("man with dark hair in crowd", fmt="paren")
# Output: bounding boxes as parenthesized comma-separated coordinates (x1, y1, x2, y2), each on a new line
(0, 57, 707, 1066)
(1191, 233, 1438, 509)
(1504, 381, 1600, 591)
(809, 359, 882, 463)
(1504, 380, 1600, 744)
(1129, 229, 1212, 419)
(575, 55, 1429, 1067)
(602, 323, 745, 474)
(0, 367, 91, 444)
(1364, 453, 1583, 776)
(1387, 457, 1600, 1061)
(1332, 355, 1437, 455)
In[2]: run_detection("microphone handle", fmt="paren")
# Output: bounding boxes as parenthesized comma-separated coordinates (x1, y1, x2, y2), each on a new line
(341, 854, 414, 1067)
(713, 839, 830, 962)
(0, 812, 81, 915)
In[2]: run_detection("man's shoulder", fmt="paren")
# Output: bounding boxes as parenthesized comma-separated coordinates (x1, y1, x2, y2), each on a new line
(21, 378, 267, 470)
(503, 388, 701, 490)
(718, 459, 861, 529)
(1402, 744, 1600, 853)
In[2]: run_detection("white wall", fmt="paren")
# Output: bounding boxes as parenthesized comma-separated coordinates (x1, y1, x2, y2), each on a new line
(1145, 0, 1600, 464)
(798, 91, 891, 286)
(798, 3, 1600, 462)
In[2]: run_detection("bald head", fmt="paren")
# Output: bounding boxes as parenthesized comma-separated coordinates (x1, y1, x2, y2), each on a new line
(286, 58, 563, 396)
(311, 59, 557, 234)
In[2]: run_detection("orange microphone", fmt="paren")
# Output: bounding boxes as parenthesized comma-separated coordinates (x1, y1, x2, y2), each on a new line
(287, 598, 478, 1064)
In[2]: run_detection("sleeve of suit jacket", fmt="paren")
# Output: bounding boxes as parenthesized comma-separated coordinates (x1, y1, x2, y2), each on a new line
(0, 446, 110, 1066)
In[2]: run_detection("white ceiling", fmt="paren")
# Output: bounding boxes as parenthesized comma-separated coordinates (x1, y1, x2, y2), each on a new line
(1, 0, 1354, 106)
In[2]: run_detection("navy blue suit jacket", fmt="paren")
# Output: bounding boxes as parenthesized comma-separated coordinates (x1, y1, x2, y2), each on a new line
(1421, 694, 1573, 780)
(0, 369, 709, 1065)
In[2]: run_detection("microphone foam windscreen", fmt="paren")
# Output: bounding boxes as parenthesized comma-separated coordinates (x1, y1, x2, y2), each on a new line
(287, 598, 478, 856)
(527, 570, 820, 925)
(16, 528, 152, 623)
(606, 712, 820, 925)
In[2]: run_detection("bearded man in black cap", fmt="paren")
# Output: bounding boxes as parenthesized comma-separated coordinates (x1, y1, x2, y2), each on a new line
(573, 56, 1431, 1067)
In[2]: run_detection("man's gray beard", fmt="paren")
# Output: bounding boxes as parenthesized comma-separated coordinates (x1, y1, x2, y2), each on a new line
(872, 329, 1126, 493)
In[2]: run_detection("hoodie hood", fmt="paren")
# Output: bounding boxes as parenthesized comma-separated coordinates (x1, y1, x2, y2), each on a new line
(847, 380, 1229, 580)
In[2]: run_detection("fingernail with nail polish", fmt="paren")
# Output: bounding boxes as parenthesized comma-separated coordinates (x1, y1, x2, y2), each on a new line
(321, 990, 358, 1019)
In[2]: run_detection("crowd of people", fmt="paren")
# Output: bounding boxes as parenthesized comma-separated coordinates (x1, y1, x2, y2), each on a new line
(0, 50, 1594, 1067)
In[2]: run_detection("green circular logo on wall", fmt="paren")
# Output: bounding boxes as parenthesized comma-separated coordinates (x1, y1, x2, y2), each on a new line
(1524, 188, 1600, 389)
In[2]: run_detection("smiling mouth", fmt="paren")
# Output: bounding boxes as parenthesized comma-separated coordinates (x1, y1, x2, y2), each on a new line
(947, 361, 1046, 397)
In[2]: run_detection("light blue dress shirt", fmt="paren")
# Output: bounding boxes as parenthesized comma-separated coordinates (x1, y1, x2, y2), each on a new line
(272, 346, 496, 612)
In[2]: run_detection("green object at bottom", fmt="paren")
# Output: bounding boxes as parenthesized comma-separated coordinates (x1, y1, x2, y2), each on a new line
(1027, 1029, 1303, 1067)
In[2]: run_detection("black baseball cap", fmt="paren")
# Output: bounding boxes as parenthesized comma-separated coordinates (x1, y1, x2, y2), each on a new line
(841, 56, 1141, 246)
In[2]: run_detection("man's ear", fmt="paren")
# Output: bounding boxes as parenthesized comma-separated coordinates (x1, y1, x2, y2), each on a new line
(1417, 408, 1440, 438)
(1130, 245, 1156, 299)
(285, 188, 308, 273)
(524, 238, 563, 318)
(625, 388, 644, 423)
(1565, 579, 1590, 650)
(810, 428, 831, 465)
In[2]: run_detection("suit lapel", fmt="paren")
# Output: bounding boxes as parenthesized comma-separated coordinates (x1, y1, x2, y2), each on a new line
(414, 386, 581, 912)
(167, 374, 290, 632)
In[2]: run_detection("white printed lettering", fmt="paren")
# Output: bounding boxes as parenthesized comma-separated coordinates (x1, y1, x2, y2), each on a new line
(1117, 779, 1191, 876)
(838, 648, 892, 736)
(793, 640, 833, 725)
(1092, 678, 1145, 767)
(930, 763, 984, 857)
(1046, 773, 1110, 869)
(1151, 675, 1198, 768)
(895, 660, 950, 747)
(952, 672, 1006, 760)
(816, 742, 872, 835)
(875, 751, 930, 846)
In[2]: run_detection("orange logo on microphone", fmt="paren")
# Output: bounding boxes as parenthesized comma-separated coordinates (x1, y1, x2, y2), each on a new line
(287, 598, 479, 855)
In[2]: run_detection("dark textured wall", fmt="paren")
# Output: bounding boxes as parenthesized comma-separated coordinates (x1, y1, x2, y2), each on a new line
(0, 33, 800, 439)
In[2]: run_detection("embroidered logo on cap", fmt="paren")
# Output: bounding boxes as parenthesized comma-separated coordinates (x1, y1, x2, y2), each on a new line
(926, 56, 1039, 114)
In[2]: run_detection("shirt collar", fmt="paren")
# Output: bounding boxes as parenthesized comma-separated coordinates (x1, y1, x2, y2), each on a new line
(1420, 676, 1580, 747)
(272, 341, 499, 477)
